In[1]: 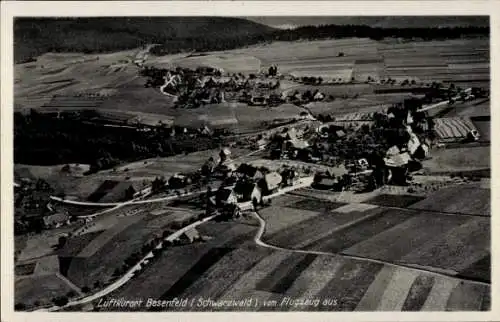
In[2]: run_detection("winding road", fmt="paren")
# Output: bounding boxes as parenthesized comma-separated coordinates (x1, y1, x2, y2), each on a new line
(36, 214, 217, 312)
(35, 172, 487, 312)
(51, 189, 207, 210)
(37, 176, 315, 311)
(251, 210, 489, 287)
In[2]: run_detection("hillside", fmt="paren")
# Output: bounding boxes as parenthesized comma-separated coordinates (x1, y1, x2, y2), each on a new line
(15, 17, 490, 64)
(14, 17, 275, 63)
(247, 16, 490, 29)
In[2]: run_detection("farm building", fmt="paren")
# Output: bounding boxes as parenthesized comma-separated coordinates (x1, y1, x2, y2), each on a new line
(313, 177, 338, 190)
(199, 125, 213, 136)
(214, 162, 237, 178)
(249, 95, 268, 106)
(201, 157, 217, 176)
(168, 174, 187, 189)
(384, 152, 411, 185)
(258, 172, 282, 195)
(215, 187, 238, 207)
(406, 111, 414, 125)
(335, 130, 346, 139)
(280, 169, 299, 186)
(179, 228, 200, 244)
(219, 148, 232, 164)
(384, 152, 411, 168)
(412, 143, 430, 160)
(283, 127, 301, 141)
(220, 203, 241, 219)
(233, 181, 262, 203)
(357, 158, 370, 170)
(42, 213, 69, 229)
(236, 164, 264, 181)
(196, 66, 224, 76)
(386, 145, 401, 157)
(285, 138, 309, 150)
(467, 129, 481, 142)
(254, 138, 268, 150)
(313, 91, 325, 101)
(407, 132, 421, 155)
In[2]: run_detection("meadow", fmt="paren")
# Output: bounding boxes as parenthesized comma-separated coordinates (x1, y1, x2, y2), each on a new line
(15, 37, 489, 133)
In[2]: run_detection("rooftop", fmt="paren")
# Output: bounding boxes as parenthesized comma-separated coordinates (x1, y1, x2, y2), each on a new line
(263, 172, 282, 190)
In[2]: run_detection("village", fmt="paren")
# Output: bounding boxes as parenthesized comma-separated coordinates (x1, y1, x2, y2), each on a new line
(14, 58, 490, 261)
(12, 18, 491, 313)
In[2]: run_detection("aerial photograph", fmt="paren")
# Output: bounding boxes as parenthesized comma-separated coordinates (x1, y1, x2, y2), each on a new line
(12, 16, 490, 312)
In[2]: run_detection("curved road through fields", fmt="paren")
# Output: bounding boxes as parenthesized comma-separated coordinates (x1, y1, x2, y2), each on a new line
(36, 213, 217, 312)
(49, 147, 263, 210)
(50, 189, 207, 208)
(251, 210, 489, 287)
(36, 176, 315, 311)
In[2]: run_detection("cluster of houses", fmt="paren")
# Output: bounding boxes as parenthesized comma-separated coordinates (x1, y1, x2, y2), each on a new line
(269, 127, 312, 160)
(146, 62, 334, 111)
(200, 148, 301, 218)
(153, 65, 287, 109)
(311, 114, 433, 191)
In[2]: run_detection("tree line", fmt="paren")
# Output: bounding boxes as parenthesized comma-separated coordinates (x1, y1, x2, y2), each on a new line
(14, 111, 222, 173)
(150, 25, 488, 56)
(15, 17, 488, 63)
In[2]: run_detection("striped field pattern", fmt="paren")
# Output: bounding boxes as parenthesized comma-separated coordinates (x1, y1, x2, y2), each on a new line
(434, 117, 477, 140)
(103, 188, 490, 312)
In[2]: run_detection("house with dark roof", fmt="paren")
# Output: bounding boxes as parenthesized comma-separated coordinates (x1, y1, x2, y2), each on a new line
(335, 129, 346, 139)
(201, 157, 217, 176)
(386, 145, 401, 157)
(258, 172, 282, 196)
(233, 180, 262, 203)
(412, 143, 430, 160)
(285, 138, 309, 150)
(43, 212, 69, 229)
(215, 187, 237, 207)
(218, 203, 241, 220)
(179, 228, 200, 244)
(168, 174, 187, 189)
(313, 177, 338, 190)
(280, 169, 299, 187)
(384, 152, 411, 168)
(236, 164, 264, 181)
(254, 138, 268, 150)
(384, 152, 412, 185)
(219, 148, 232, 164)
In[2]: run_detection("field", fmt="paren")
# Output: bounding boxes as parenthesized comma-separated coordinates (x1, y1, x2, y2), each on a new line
(15, 51, 142, 110)
(14, 33, 491, 311)
(14, 180, 490, 311)
(226, 38, 489, 86)
(17, 225, 75, 262)
(16, 38, 489, 134)
(433, 117, 477, 141)
(422, 146, 490, 173)
(64, 208, 200, 288)
(258, 193, 490, 283)
(97, 195, 490, 311)
(169, 53, 261, 74)
(172, 102, 304, 132)
(15, 274, 76, 308)
(471, 116, 491, 142)
(15, 165, 150, 202)
(408, 184, 490, 216)
(14, 148, 251, 203)
(100, 147, 252, 179)
(305, 99, 389, 118)
(433, 99, 490, 118)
